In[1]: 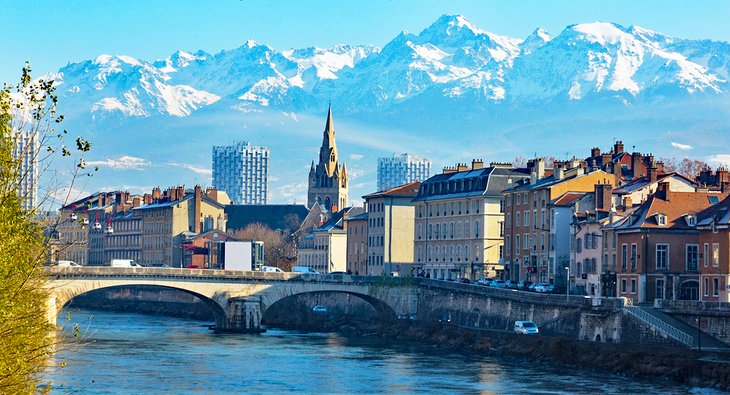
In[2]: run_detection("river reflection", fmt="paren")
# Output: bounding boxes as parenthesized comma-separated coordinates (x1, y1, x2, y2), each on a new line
(43, 308, 719, 394)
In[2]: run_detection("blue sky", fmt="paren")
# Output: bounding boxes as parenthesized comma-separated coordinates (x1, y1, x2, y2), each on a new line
(1, 0, 729, 84)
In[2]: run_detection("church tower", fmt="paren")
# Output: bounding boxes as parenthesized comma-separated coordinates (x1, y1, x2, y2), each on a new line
(308, 105, 349, 212)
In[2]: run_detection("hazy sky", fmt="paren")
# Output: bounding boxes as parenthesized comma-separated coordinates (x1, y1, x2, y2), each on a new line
(1, 0, 729, 83)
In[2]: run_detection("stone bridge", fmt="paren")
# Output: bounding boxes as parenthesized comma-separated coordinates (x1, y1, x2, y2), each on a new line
(49, 268, 681, 347)
(45, 267, 420, 333)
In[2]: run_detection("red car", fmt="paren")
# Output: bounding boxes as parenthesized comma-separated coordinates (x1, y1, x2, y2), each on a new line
(186, 264, 201, 269)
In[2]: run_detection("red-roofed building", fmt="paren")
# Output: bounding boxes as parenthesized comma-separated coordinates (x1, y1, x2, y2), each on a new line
(615, 182, 728, 302)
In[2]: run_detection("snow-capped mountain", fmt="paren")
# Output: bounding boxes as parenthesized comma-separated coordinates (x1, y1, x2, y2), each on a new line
(40, 15, 730, 206)
(51, 15, 728, 118)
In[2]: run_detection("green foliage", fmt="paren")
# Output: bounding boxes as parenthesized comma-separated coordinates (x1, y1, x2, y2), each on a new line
(0, 63, 93, 393)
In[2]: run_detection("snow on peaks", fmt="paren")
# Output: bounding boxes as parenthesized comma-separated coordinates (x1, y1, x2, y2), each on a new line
(568, 22, 633, 45)
(521, 28, 552, 54)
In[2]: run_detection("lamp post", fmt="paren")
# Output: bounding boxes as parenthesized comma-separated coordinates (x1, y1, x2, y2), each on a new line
(565, 265, 570, 300)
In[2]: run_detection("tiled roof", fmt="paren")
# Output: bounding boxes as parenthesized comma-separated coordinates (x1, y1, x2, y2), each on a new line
(314, 207, 364, 232)
(697, 195, 730, 227)
(413, 166, 530, 202)
(226, 204, 310, 232)
(344, 212, 368, 221)
(363, 182, 421, 199)
(551, 192, 586, 207)
(618, 190, 728, 230)
(613, 172, 695, 195)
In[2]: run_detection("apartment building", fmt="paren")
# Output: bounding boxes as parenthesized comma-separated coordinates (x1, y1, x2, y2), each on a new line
(296, 207, 362, 274)
(615, 182, 726, 303)
(413, 161, 529, 280)
(363, 182, 420, 276)
(377, 154, 431, 192)
(345, 212, 368, 275)
(212, 141, 269, 205)
(504, 159, 616, 284)
(696, 195, 730, 302)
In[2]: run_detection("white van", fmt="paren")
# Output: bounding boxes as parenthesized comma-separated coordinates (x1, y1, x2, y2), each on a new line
(260, 266, 284, 273)
(110, 259, 140, 268)
(57, 260, 81, 267)
(291, 266, 320, 275)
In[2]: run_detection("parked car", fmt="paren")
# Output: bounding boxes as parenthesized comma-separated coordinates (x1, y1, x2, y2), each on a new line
(291, 266, 320, 275)
(261, 266, 284, 273)
(534, 283, 555, 293)
(492, 280, 507, 288)
(514, 320, 539, 335)
(186, 264, 201, 269)
(312, 305, 327, 313)
(518, 280, 532, 291)
(457, 278, 471, 284)
(477, 278, 494, 286)
(506, 280, 519, 289)
(56, 260, 81, 267)
(147, 263, 171, 268)
(111, 259, 140, 267)
(528, 283, 539, 292)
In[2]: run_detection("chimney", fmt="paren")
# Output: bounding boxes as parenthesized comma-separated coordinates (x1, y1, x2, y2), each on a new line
(718, 167, 729, 185)
(647, 162, 658, 183)
(194, 185, 202, 233)
(721, 181, 729, 193)
(656, 161, 665, 173)
(555, 162, 565, 180)
(601, 153, 612, 167)
(471, 159, 484, 170)
(614, 140, 624, 154)
(656, 181, 670, 201)
(594, 183, 612, 211)
(152, 187, 161, 200)
(631, 152, 643, 179)
(536, 158, 545, 179)
(622, 196, 632, 209)
(132, 196, 142, 207)
(591, 147, 600, 158)
(443, 166, 456, 174)
(457, 163, 469, 172)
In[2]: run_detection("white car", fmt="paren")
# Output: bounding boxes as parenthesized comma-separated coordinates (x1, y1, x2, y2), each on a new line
(514, 320, 539, 335)
(57, 260, 81, 267)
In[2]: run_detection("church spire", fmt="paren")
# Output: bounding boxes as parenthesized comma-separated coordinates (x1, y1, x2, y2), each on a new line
(318, 104, 338, 177)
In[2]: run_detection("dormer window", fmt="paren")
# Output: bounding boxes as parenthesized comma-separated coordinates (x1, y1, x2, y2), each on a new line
(686, 215, 697, 227)
(657, 214, 667, 226)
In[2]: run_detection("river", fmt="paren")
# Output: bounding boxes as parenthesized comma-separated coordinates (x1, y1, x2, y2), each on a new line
(43, 308, 719, 394)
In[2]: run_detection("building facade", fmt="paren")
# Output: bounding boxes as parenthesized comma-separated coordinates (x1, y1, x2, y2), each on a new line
(414, 161, 529, 280)
(296, 207, 361, 273)
(615, 183, 725, 303)
(377, 154, 431, 192)
(363, 182, 420, 276)
(345, 212, 368, 275)
(308, 106, 348, 212)
(212, 141, 269, 205)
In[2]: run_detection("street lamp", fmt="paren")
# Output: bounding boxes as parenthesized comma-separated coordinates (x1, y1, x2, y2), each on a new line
(565, 265, 570, 300)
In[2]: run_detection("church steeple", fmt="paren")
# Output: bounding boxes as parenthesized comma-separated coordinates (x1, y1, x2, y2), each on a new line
(308, 105, 349, 211)
(319, 104, 338, 177)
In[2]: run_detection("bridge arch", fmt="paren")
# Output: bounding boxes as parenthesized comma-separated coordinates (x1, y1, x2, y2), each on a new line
(56, 284, 228, 329)
(261, 289, 399, 322)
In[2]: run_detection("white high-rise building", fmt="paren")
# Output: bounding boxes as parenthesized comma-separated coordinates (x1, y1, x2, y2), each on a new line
(212, 141, 269, 205)
(377, 153, 431, 192)
(13, 130, 38, 211)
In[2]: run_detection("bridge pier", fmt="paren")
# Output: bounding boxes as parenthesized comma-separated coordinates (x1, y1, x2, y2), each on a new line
(219, 296, 265, 333)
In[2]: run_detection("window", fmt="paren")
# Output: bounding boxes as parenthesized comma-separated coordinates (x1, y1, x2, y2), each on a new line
(499, 245, 504, 259)
(713, 278, 720, 297)
(500, 200, 505, 213)
(657, 214, 667, 226)
(428, 224, 433, 240)
(475, 221, 479, 238)
(621, 244, 627, 270)
(621, 278, 627, 293)
(524, 211, 530, 227)
(418, 224, 423, 240)
(630, 279, 636, 294)
(631, 244, 637, 271)
(656, 279, 665, 300)
(464, 245, 469, 260)
(516, 194, 521, 205)
(592, 234, 598, 249)
(515, 212, 521, 227)
(506, 236, 511, 255)
(533, 210, 537, 229)
(656, 244, 668, 269)
(577, 238, 582, 253)
(713, 243, 720, 267)
(450, 222, 454, 239)
(687, 215, 697, 226)
(506, 213, 512, 228)
(435, 223, 440, 239)
(523, 233, 529, 249)
(499, 221, 504, 237)
(704, 243, 709, 267)
(515, 235, 520, 255)
(686, 244, 698, 271)
(704, 277, 710, 297)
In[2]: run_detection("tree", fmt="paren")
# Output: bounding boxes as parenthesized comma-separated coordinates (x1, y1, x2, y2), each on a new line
(512, 156, 527, 168)
(658, 157, 709, 179)
(0, 64, 92, 392)
(231, 223, 295, 270)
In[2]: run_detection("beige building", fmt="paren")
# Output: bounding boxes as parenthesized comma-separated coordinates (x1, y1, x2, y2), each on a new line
(134, 186, 226, 267)
(414, 161, 530, 280)
(363, 182, 420, 276)
(297, 207, 362, 273)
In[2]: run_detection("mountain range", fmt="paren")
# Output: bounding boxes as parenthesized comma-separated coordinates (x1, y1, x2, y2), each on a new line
(44, 15, 730, 206)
